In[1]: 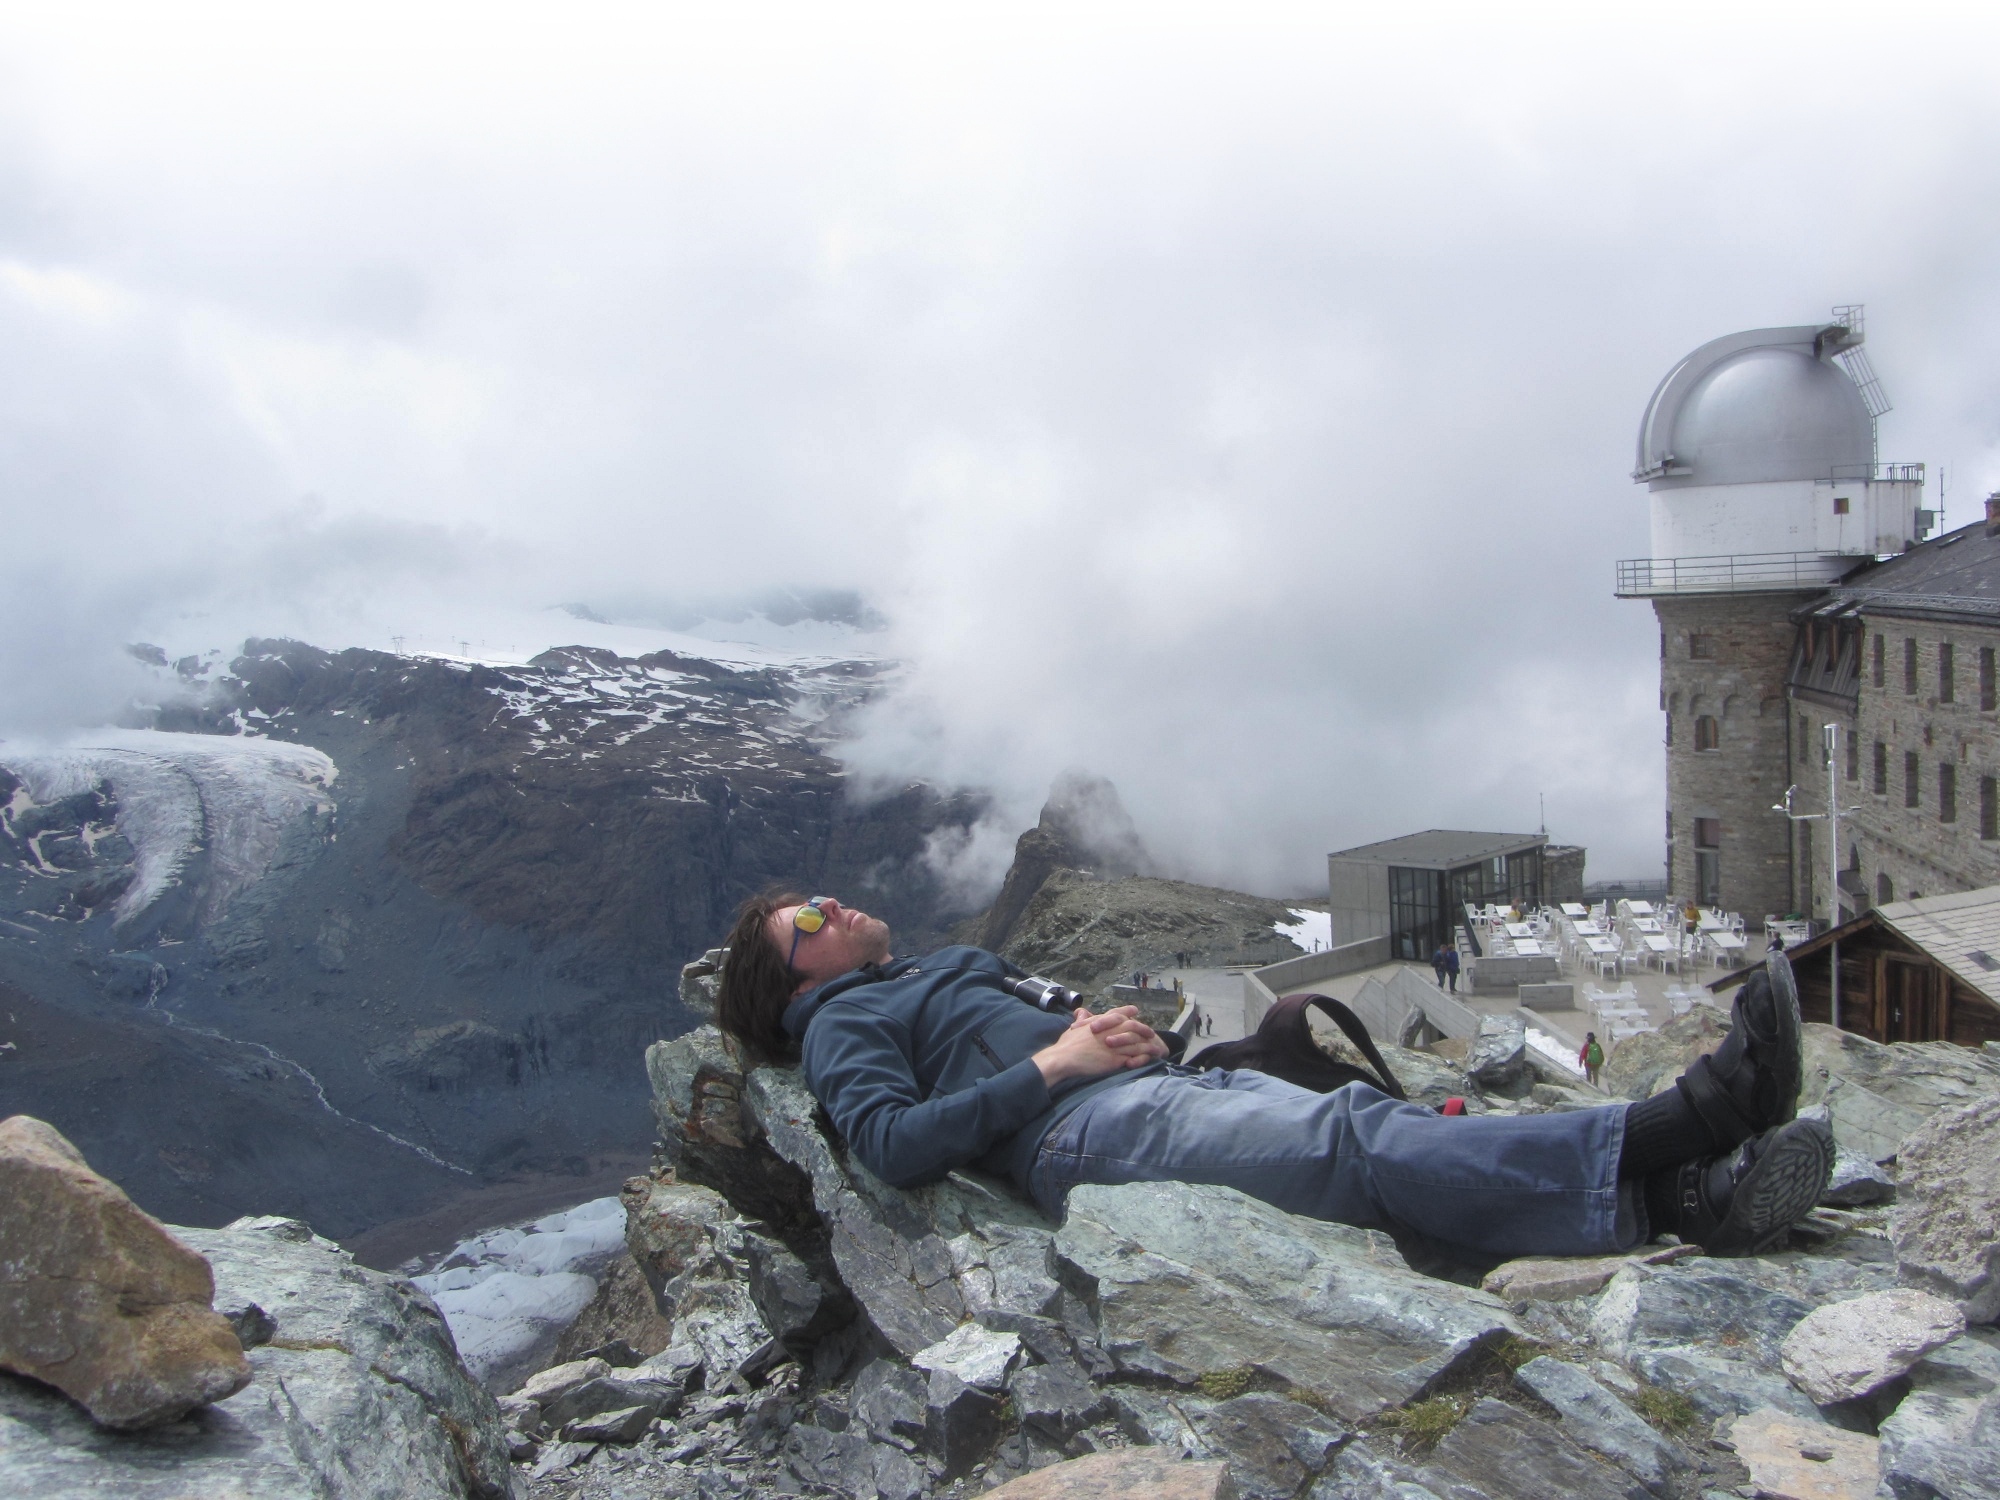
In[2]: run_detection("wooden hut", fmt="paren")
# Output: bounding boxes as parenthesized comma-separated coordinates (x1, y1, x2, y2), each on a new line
(1714, 887, 2000, 1047)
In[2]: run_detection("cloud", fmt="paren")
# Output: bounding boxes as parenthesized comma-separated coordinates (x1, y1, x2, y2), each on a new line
(3, 5, 2000, 889)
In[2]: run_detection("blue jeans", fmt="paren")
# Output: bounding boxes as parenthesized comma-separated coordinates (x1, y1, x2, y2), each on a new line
(1028, 1067, 1644, 1259)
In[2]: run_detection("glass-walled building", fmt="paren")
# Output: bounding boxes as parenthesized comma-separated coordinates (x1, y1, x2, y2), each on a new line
(1330, 831, 1549, 962)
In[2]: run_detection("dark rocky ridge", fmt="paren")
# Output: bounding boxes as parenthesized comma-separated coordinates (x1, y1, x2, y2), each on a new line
(0, 639, 988, 1245)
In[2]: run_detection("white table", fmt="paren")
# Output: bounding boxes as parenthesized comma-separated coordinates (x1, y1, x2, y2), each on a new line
(1584, 936, 1619, 955)
(1632, 917, 1664, 934)
(1709, 931, 1747, 955)
(1698, 915, 1729, 932)
(1510, 938, 1545, 956)
(1560, 903, 1589, 919)
(1572, 920, 1604, 937)
(1627, 900, 1655, 916)
(1644, 934, 1675, 953)
(1504, 922, 1534, 939)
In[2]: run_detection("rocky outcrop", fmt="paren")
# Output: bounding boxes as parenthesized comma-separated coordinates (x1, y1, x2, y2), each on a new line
(1893, 1092, 2000, 1322)
(1875, 1325, 2000, 1500)
(1599, 1008, 1729, 1101)
(977, 773, 1149, 952)
(0, 1214, 512, 1498)
(1798, 1023, 2000, 1162)
(1464, 1011, 1532, 1093)
(0, 1116, 249, 1429)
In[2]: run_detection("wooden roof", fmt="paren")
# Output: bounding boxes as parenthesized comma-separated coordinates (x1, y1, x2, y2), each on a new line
(1711, 884, 2000, 1006)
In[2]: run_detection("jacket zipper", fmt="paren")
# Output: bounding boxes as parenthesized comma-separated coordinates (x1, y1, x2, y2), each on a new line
(973, 1033, 1005, 1071)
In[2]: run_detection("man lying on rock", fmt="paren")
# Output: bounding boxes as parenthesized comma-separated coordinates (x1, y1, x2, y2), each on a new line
(714, 893, 1834, 1262)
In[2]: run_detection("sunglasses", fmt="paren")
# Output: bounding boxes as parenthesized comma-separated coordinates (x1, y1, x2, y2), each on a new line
(787, 897, 832, 970)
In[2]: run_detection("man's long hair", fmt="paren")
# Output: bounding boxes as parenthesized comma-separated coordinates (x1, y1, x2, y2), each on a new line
(715, 889, 806, 1061)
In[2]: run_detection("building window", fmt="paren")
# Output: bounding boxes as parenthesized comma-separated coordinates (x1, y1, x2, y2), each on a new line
(1905, 750, 1921, 808)
(1834, 494, 1850, 514)
(1689, 633, 1714, 659)
(1878, 873, 1894, 904)
(1694, 716, 1720, 752)
(1983, 647, 1996, 712)
(1941, 762, 1958, 823)
(1984, 776, 1997, 841)
(1873, 634, 1885, 688)
(1846, 731, 1858, 781)
(1694, 817, 1721, 908)
(1941, 643, 1955, 703)
(1798, 715, 1809, 764)
(1873, 741, 1888, 794)
(1905, 637, 1919, 694)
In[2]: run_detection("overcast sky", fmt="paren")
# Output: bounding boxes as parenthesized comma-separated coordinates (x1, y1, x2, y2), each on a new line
(4, 4, 1999, 897)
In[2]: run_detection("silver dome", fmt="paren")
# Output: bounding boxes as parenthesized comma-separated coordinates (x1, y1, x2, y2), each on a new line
(1635, 323, 1874, 489)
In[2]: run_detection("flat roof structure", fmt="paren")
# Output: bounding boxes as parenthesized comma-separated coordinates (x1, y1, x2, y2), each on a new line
(1328, 830, 1546, 869)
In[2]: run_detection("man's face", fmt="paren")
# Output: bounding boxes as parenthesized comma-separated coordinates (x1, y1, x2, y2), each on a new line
(768, 897, 893, 993)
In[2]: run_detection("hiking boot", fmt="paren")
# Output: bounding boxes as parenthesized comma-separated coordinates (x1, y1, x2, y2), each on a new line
(1672, 951, 1803, 1154)
(1664, 1115, 1834, 1257)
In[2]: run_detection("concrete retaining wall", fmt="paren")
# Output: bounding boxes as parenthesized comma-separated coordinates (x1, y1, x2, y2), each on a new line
(1241, 934, 1393, 1030)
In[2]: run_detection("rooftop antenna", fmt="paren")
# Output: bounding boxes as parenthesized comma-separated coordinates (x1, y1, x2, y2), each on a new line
(1539, 792, 1546, 835)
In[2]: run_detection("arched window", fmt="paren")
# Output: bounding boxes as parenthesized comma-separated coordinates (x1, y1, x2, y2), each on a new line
(1877, 873, 1894, 904)
(1694, 716, 1720, 752)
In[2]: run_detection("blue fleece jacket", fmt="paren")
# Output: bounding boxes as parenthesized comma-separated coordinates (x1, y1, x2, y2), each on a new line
(781, 945, 1160, 1190)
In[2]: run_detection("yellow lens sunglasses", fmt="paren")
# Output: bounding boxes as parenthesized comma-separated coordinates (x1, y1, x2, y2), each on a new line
(787, 897, 831, 969)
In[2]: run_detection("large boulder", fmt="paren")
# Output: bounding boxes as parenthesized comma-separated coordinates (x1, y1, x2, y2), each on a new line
(1599, 1008, 1728, 1101)
(1464, 1011, 1531, 1093)
(1894, 1092, 2000, 1323)
(1778, 1288, 1965, 1404)
(0, 1215, 512, 1498)
(0, 1116, 249, 1429)
(1053, 1180, 1519, 1422)
(1875, 1326, 2000, 1500)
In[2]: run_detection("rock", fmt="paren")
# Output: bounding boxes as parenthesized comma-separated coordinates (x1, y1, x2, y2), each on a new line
(925, 1366, 1003, 1475)
(951, 1225, 1064, 1329)
(0, 1115, 250, 1429)
(528, 1439, 598, 1477)
(1425, 1396, 1646, 1500)
(514, 1354, 612, 1405)
(667, 1268, 781, 1385)
(547, 1250, 674, 1366)
(1513, 1356, 1689, 1495)
(216, 1297, 277, 1350)
(504, 1428, 538, 1460)
(979, 1448, 1235, 1500)
(539, 1371, 686, 1428)
(644, 1028, 822, 1237)
(1054, 1181, 1519, 1421)
(742, 1065, 1055, 1356)
(560, 1402, 654, 1443)
(1894, 1093, 2000, 1323)
(852, 1357, 929, 1448)
(1778, 1288, 1966, 1404)
(636, 1336, 704, 1388)
(1875, 1326, 2000, 1500)
(1726, 1406, 1878, 1500)
(0, 1213, 512, 1498)
(911, 1322, 1020, 1392)
(1319, 1435, 1450, 1499)
(1188, 1391, 1345, 1500)
(1009, 1360, 1107, 1441)
(496, 1391, 541, 1431)
(1799, 1023, 2000, 1162)
(679, 948, 723, 1019)
(1591, 1261, 1824, 1422)
(416, 1265, 599, 1392)
(727, 1221, 851, 1347)
(620, 1172, 732, 1307)
(1819, 1148, 1896, 1207)
(1481, 1244, 1700, 1305)
(1465, 1011, 1531, 1092)
(1600, 1008, 1729, 1102)
(783, 1422, 925, 1500)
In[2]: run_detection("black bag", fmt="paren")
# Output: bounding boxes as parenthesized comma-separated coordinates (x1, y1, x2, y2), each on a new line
(1187, 992, 1406, 1100)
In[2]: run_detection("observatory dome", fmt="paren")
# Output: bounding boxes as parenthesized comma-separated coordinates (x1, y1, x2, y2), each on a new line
(1636, 328, 1874, 490)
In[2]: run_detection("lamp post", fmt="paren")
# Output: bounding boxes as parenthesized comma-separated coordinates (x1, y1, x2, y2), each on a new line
(1772, 721, 1847, 1031)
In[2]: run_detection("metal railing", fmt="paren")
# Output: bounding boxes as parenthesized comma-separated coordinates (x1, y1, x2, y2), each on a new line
(1827, 462, 1925, 484)
(1615, 552, 1855, 597)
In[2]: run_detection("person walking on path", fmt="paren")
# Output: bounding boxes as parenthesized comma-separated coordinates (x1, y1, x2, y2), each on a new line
(1431, 943, 1448, 989)
(1580, 1031, 1605, 1086)
(1444, 946, 1461, 993)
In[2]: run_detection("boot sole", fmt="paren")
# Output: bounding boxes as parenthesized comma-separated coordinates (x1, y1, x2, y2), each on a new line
(1704, 1117, 1834, 1257)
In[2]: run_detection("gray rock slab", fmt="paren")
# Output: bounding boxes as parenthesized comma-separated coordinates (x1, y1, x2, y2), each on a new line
(560, 1403, 653, 1444)
(1009, 1362, 1107, 1441)
(667, 1271, 779, 1385)
(1054, 1181, 1519, 1422)
(1310, 1435, 1450, 1499)
(1425, 1397, 1647, 1500)
(1188, 1392, 1346, 1500)
(852, 1358, 928, 1450)
(1465, 1012, 1531, 1092)
(1513, 1356, 1688, 1496)
(0, 1217, 511, 1498)
(1894, 1092, 2000, 1324)
(540, 1371, 686, 1429)
(1820, 1147, 1896, 1207)
(925, 1367, 1003, 1477)
(744, 1066, 1053, 1358)
(1799, 1024, 2000, 1163)
(784, 1422, 924, 1500)
(1778, 1288, 1966, 1405)
(1875, 1326, 2000, 1500)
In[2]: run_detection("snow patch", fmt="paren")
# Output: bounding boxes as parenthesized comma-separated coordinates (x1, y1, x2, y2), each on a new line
(413, 1196, 627, 1391)
(1273, 908, 1332, 954)
(1525, 1026, 1586, 1077)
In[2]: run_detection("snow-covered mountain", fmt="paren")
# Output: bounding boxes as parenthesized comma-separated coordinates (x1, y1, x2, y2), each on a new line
(0, 633, 987, 1248)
